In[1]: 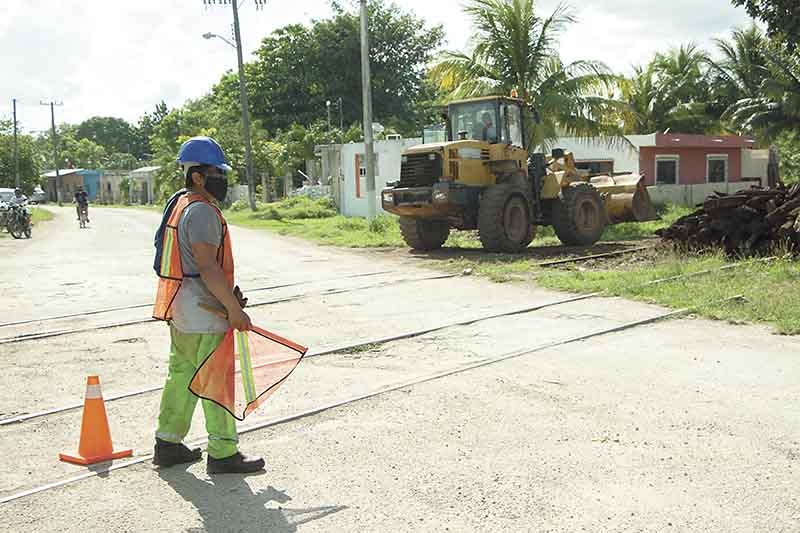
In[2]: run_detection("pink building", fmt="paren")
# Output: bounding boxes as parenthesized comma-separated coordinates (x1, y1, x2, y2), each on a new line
(639, 133, 759, 186)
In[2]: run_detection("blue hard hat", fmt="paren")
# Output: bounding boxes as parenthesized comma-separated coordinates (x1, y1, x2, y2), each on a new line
(176, 136, 232, 172)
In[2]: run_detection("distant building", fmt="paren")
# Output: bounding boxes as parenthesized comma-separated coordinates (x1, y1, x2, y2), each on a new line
(541, 133, 769, 206)
(318, 138, 422, 217)
(129, 166, 160, 204)
(41, 168, 102, 202)
(99, 170, 128, 204)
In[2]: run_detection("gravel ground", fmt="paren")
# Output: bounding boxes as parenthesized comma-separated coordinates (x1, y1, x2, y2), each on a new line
(0, 206, 798, 532)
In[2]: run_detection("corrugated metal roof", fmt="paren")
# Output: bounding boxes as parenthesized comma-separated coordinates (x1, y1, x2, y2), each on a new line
(41, 168, 86, 178)
(131, 166, 161, 173)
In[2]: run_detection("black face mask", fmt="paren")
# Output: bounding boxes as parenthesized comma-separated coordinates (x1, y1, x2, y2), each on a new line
(204, 175, 228, 202)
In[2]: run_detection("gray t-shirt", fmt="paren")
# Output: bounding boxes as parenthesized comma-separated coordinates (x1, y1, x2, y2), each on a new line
(170, 201, 229, 334)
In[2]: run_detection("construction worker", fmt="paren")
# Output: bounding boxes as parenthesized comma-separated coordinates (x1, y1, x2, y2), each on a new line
(152, 136, 264, 474)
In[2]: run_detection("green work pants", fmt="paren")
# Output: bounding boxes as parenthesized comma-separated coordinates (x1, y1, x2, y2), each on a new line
(156, 325, 238, 459)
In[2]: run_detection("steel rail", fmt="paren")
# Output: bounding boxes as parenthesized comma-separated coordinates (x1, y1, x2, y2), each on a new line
(0, 292, 598, 426)
(0, 295, 743, 505)
(0, 270, 396, 329)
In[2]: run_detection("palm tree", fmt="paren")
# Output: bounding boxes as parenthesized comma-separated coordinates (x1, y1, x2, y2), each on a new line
(707, 25, 770, 119)
(653, 44, 718, 133)
(618, 64, 662, 134)
(726, 44, 800, 138)
(653, 44, 710, 105)
(429, 0, 620, 149)
(618, 44, 721, 134)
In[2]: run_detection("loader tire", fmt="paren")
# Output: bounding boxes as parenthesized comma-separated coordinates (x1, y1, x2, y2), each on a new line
(552, 183, 607, 246)
(478, 184, 534, 253)
(399, 217, 450, 251)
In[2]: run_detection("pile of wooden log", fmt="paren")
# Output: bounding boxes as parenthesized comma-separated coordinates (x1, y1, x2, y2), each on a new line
(656, 183, 800, 255)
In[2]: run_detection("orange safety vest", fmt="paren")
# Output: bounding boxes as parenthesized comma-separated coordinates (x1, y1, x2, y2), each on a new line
(152, 192, 234, 321)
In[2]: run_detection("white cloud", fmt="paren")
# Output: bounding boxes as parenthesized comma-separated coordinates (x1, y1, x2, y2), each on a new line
(0, 0, 754, 133)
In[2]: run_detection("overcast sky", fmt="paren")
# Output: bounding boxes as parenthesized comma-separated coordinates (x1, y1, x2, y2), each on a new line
(1, 0, 754, 134)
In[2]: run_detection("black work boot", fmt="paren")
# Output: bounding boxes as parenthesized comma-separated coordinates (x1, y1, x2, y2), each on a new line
(207, 452, 265, 474)
(153, 438, 203, 467)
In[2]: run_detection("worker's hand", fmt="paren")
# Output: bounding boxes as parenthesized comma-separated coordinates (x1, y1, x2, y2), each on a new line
(227, 307, 252, 332)
(233, 285, 248, 308)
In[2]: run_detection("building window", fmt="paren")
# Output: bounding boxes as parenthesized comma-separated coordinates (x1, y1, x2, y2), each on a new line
(655, 155, 679, 185)
(707, 154, 728, 183)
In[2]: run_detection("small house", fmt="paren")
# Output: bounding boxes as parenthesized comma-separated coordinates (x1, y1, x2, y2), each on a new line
(41, 168, 101, 202)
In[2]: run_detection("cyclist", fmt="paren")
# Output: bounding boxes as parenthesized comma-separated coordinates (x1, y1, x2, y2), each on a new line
(74, 186, 89, 223)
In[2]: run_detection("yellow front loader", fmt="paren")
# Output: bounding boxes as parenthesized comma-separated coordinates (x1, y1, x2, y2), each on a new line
(381, 96, 658, 252)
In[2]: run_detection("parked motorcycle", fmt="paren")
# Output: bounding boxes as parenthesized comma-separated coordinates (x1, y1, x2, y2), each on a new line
(0, 202, 9, 230)
(6, 203, 32, 239)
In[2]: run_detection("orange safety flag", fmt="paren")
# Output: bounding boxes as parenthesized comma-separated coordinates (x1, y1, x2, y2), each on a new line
(189, 325, 307, 420)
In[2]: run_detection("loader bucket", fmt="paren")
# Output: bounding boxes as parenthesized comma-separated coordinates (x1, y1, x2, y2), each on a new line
(590, 174, 659, 224)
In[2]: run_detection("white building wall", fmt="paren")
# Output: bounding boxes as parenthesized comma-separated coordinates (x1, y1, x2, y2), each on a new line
(538, 135, 656, 174)
(647, 182, 757, 207)
(340, 138, 422, 217)
(741, 149, 769, 183)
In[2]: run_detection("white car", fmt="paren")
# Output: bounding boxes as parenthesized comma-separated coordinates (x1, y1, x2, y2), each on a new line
(0, 188, 14, 204)
(30, 186, 47, 204)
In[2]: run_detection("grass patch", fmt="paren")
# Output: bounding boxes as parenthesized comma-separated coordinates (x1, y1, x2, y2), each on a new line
(538, 251, 800, 335)
(30, 207, 54, 224)
(0, 207, 53, 238)
(602, 204, 691, 241)
(445, 248, 800, 335)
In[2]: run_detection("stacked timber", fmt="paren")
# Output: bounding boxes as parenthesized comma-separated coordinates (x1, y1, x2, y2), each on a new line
(656, 183, 800, 255)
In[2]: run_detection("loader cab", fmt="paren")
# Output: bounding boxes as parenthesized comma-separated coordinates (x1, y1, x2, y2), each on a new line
(448, 97, 525, 148)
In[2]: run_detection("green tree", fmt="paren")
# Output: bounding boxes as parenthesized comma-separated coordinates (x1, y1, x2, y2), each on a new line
(652, 44, 718, 133)
(219, 0, 444, 137)
(620, 44, 727, 134)
(429, 0, 620, 149)
(75, 116, 137, 156)
(618, 64, 662, 134)
(34, 126, 108, 170)
(708, 25, 770, 110)
(725, 44, 800, 138)
(133, 101, 169, 159)
(0, 121, 41, 192)
(774, 130, 800, 183)
(731, 0, 800, 50)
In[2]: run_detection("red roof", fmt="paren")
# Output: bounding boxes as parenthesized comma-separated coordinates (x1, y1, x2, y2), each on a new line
(654, 133, 756, 148)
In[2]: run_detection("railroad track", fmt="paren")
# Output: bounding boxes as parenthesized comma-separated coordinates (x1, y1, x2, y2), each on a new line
(0, 294, 743, 505)
(0, 272, 457, 345)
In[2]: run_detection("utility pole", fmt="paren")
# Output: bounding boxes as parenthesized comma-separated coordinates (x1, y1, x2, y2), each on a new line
(41, 101, 64, 206)
(230, 0, 257, 210)
(338, 97, 343, 132)
(203, 0, 259, 210)
(326, 100, 332, 142)
(359, 0, 377, 220)
(12, 99, 19, 189)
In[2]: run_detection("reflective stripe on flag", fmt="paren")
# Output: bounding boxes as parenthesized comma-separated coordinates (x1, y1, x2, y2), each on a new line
(189, 326, 307, 420)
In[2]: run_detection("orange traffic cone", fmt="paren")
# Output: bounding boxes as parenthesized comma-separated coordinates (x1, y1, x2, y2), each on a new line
(59, 375, 133, 466)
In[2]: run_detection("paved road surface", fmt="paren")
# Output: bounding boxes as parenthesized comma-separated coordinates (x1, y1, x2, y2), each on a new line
(0, 207, 798, 532)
